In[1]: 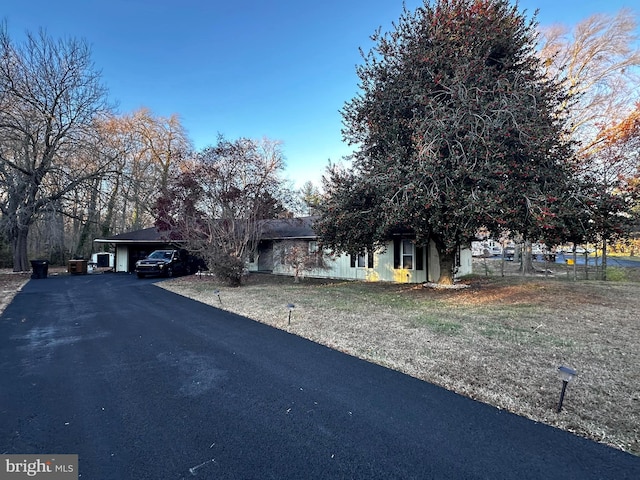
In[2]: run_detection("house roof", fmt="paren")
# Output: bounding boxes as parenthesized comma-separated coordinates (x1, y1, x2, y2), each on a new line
(94, 227, 180, 244)
(94, 218, 318, 246)
(260, 217, 317, 240)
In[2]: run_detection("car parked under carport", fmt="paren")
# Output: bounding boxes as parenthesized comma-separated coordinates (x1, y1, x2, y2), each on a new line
(135, 249, 191, 278)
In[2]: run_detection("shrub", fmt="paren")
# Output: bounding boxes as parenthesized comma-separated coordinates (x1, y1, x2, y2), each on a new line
(605, 267, 628, 282)
(207, 251, 246, 287)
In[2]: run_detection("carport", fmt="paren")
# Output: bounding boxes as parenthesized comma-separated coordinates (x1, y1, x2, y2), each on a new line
(93, 227, 183, 273)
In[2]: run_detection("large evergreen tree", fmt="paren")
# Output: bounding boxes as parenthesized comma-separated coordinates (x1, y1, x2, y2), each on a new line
(316, 0, 576, 283)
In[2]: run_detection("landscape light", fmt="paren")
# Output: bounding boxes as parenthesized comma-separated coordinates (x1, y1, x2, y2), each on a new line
(287, 303, 295, 325)
(557, 366, 577, 412)
(213, 289, 222, 306)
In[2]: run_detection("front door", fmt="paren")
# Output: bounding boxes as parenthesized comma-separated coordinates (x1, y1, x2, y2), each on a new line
(257, 241, 274, 272)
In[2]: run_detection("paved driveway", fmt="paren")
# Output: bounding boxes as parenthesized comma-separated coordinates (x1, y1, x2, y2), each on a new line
(1, 274, 638, 479)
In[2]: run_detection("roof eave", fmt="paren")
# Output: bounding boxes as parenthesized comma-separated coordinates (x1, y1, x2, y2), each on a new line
(261, 235, 318, 241)
(93, 239, 184, 244)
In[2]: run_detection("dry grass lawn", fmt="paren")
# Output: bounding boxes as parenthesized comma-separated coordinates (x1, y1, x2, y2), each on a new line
(0, 270, 31, 314)
(159, 260, 640, 456)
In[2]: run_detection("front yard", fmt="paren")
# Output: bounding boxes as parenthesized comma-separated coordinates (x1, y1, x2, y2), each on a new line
(2, 261, 638, 456)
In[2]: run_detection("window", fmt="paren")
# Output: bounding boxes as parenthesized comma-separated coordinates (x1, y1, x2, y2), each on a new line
(350, 250, 374, 268)
(308, 241, 319, 254)
(393, 239, 424, 270)
(401, 240, 413, 269)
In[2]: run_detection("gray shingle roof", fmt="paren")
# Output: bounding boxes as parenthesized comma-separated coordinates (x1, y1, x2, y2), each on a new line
(94, 217, 318, 245)
(260, 217, 317, 240)
(94, 227, 172, 244)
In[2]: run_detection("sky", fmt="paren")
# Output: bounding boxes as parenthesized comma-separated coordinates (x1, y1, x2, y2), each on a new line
(2, 0, 638, 188)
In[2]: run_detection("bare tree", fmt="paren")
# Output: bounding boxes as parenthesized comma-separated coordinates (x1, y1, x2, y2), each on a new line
(133, 108, 190, 191)
(0, 26, 110, 271)
(538, 9, 640, 155)
(537, 9, 640, 267)
(584, 104, 640, 278)
(156, 135, 293, 286)
(80, 108, 190, 251)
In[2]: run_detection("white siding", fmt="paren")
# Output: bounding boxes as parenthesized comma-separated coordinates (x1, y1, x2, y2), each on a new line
(458, 247, 473, 277)
(252, 239, 472, 283)
(374, 244, 428, 283)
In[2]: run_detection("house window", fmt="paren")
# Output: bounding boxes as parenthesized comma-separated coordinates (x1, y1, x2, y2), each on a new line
(393, 239, 424, 270)
(308, 241, 319, 254)
(401, 240, 414, 269)
(350, 250, 374, 268)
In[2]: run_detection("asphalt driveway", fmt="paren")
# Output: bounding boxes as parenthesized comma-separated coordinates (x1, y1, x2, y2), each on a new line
(1, 273, 638, 479)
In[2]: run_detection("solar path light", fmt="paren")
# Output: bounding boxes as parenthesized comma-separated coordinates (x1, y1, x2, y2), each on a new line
(557, 366, 577, 412)
(287, 304, 295, 325)
(213, 289, 222, 306)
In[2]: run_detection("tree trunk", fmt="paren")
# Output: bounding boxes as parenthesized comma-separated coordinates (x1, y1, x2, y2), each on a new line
(584, 250, 589, 280)
(101, 178, 120, 238)
(602, 238, 608, 281)
(520, 240, 536, 275)
(50, 201, 67, 265)
(437, 250, 456, 285)
(12, 227, 30, 272)
(76, 178, 100, 257)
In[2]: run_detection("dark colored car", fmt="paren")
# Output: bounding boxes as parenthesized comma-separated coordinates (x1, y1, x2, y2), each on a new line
(135, 249, 192, 278)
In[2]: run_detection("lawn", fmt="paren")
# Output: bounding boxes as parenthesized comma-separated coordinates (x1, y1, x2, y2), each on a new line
(159, 260, 640, 456)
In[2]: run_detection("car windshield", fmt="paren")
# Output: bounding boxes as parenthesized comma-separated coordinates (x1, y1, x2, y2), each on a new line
(148, 250, 172, 260)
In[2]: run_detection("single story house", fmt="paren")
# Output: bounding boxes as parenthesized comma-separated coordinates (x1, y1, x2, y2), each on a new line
(93, 218, 472, 282)
(249, 217, 472, 283)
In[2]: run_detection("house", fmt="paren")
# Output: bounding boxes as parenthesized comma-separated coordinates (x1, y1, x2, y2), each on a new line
(248, 217, 472, 283)
(94, 218, 472, 282)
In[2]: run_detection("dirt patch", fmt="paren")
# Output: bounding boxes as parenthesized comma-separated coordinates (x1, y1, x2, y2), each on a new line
(0, 270, 31, 315)
(0, 267, 70, 315)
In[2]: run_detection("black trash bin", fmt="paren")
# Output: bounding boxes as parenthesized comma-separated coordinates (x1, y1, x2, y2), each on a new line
(30, 260, 49, 279)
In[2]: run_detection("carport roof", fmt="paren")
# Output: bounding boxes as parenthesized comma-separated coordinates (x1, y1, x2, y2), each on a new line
(94, 227, 181, 244)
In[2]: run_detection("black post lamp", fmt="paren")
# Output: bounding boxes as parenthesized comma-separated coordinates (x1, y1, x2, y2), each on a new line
(213, 289, 222, 306)
(287, 303, 295, 325)
(557, 366, 577, 412)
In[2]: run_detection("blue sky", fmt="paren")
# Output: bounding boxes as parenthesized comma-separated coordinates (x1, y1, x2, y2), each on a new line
(2, 0, 638, 188)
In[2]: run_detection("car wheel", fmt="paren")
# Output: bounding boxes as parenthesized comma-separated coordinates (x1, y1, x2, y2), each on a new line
(137, 273, 145, 279)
